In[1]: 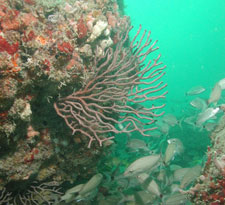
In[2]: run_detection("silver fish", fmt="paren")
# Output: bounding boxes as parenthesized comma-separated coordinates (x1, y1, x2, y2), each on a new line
(183, 116, 196, 127)
(79, 173, 103, 196)
(156, 120, 170, 134)
(127, 139, 149, 152)
(208, 83, 222, 104)
(61, 184, 84, 203)
(196, 107, 219, 125)
(190, 97, 207, 110)
(186, 85, 205, 96)
(124, 154, 160, 177)
(150, 130, 162, 138)
(204, 122, 217, 131)
(163, 192, 189, 205)
(147, 179, 161, 197)
(180, 165, 201, 189)
(218, 78, 225, 89)
(137, 173, 161, 197)
(76, 189, 98, 202)
(163, 114, 178, 127)
(135, 190, 156, 204)
(173, 167, 190, 182)
(164, 138, 184, 165)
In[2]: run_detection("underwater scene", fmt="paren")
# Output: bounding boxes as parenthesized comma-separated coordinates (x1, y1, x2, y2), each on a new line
(0, 0, 225, 204)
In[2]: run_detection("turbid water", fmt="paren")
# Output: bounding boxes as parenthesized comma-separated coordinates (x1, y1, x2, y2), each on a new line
(1, 0, 225, 204)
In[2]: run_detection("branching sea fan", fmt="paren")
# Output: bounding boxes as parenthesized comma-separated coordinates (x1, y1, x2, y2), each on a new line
(54, 23, 167, 148)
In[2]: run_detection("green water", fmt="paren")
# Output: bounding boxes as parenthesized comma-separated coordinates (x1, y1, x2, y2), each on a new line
(124, 0, 225, 110)
(112, 0, 225, 189)
(1, 0, 224, 203)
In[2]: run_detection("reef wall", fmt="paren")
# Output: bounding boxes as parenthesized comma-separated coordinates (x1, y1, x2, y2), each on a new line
(0, 0, 126, 201)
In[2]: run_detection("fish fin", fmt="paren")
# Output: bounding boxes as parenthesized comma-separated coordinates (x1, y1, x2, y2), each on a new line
(178, 116, 185, 130)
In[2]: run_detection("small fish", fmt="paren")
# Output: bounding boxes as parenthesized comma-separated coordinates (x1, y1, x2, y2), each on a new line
(163, 192, 189, 205)
(186, 85, 205, 96)
(218, 78, 225, 89)
(74, 173, 103, 202)
(208, 83, 222, 104)
(72, 173, 103, 202)
(79, 173, 103, 196)
(117, 194, 135, 204)
(76, 189, 98, 202)
(180, 165, 201, 189)
(196, 107, 220, 126)
(61, 184, 84, 203)
(150, 130, 162, 138)
(156, 120, 170, 135)
(190, 97, 207, 110)
(126, 139, 149, 152)
(173, 167, 190, 182)
(183, 116, 196, 127)
(123, 154, 160, 177)
(163, 114, 178, 127)
(164, 138, 184, 165)
(204, 122, 217, 131)
(146, 179, 161, 197)
(135, 191, 156, 204)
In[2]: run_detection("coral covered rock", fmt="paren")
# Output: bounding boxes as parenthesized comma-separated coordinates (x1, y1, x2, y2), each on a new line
(0, 0, 124, 202)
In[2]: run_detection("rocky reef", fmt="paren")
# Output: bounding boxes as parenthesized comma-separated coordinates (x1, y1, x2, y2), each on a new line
(0, 0, 126, 203)
(188, 113, 225, 204)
